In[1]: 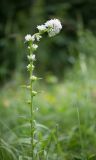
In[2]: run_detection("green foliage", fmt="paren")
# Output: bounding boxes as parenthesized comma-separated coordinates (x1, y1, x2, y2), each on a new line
(0, 58, 96, 159)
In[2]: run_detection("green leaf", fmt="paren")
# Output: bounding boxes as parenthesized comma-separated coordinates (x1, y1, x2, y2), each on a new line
(36, 123, 50, 131)
(19, 155, 32, 160)
(18, 138, 31, 145)
(88, 154, 96, 160)
(73, 155, 82, 160)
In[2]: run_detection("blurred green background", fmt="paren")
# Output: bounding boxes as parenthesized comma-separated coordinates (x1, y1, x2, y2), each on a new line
(0, 0, 96, 159)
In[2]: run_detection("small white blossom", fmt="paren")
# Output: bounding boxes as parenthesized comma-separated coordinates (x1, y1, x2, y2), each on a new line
(27, 64, 31, 70)
(30, 75, 37, 81)
(27, 54, 35, 61)
(31, 35, 35, 41)
(28, 46, 31, 49)
(25, 34, 32, 41)
(37, 25, 46, 32)
(25, 34, 35, 42)
(32, 44, 38, 50)
(45, 19, 62, 37)
(36, 34, 42, 41)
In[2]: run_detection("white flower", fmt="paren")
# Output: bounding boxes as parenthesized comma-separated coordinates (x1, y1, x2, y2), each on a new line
(36, 34, 42, 41)
(27, 64, 31, 70)
(25, 34, 35, 42)
(32, 44, 38, 50)
(45, 19, 62, 37)
(25, 34, 32, 41)
(30, 75, 37, 81)
(31, 35, 35, 41)
(28, 46, 31, 49)
(27, 54, 35, 61)
(32, 54, 35, 60)
(37, 25, 46, 32)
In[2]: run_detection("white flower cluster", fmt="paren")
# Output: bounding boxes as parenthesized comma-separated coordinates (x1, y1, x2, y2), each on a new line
(25, 19, 62, 43)
(25, 34, 35, 42)
(37, 25, 46, 31)
(25, 34, 42, 42)
(27, 54, 35, 61)
(28, 44, 38, 50)
(45, 19, 62, 37)
(25, 19, 62, 64)
(37, 19, 62, 37)
(32, 44, 38, 50)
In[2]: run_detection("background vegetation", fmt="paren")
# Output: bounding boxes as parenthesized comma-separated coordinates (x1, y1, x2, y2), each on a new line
(0, 0, 96, 159)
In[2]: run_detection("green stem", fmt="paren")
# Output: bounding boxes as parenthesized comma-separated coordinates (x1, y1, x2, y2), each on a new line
(29, 53, 34, 159)
(76, 105, 87, 160)
(30, 75, 34, 159)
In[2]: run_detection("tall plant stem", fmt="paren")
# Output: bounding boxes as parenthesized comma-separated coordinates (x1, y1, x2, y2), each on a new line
(30, 56, 34, 159)
(76, 105, 87, 160)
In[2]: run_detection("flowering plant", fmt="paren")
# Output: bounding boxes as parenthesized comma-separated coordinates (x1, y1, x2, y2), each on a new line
(24, 19, 62, 159)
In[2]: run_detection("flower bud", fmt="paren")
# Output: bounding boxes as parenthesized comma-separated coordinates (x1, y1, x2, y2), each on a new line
(35, 34, 42, 41)
(32, 65, 35, 70)
(32, 91, 37, 96)
(26, 85, 31, 89)
(25, 34, 32, 42)
(27, 54, 35, 61)
(27, 64, 31, 71)
(32, 44, 38, 50)
(30, 76, 37, 81)
(27, 100, 31, 104)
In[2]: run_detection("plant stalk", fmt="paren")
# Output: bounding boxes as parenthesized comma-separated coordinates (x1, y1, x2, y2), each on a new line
(30, 51, 34, 159)
(76, 105, 87, 160)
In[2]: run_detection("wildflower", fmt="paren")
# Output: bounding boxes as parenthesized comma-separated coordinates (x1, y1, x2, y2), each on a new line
(27, 64, 31, 70)
(24, 18, 62, 159)
(35, 34, 42, 41)
(32, 44, 38, 50)
(45, 19, 62, 37)
(27, 54, 35, 61)
(31, 35, 35, 41)
(30, 75, 37, 81)
(25, 34, 32, 42)
(32, 64, 35, 70)
(25, 34, 35, 42)
(37, 25, 46, 32)
(32, 91, 37, 96)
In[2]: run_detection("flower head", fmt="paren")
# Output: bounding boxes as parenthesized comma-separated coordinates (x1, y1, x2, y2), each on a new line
(37, 25, 46, 32)
(35, 34, 42, 41)
(32, 44, 38, 50)
(27, 54, 35, 61)
(25, 34, 32, 42)
(36, 19, 62, 37)
(45, 19, 62, 37)
(25, 34, 35, 42)
(31, 35, 35, 41)
(30, 75, 37, 81)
